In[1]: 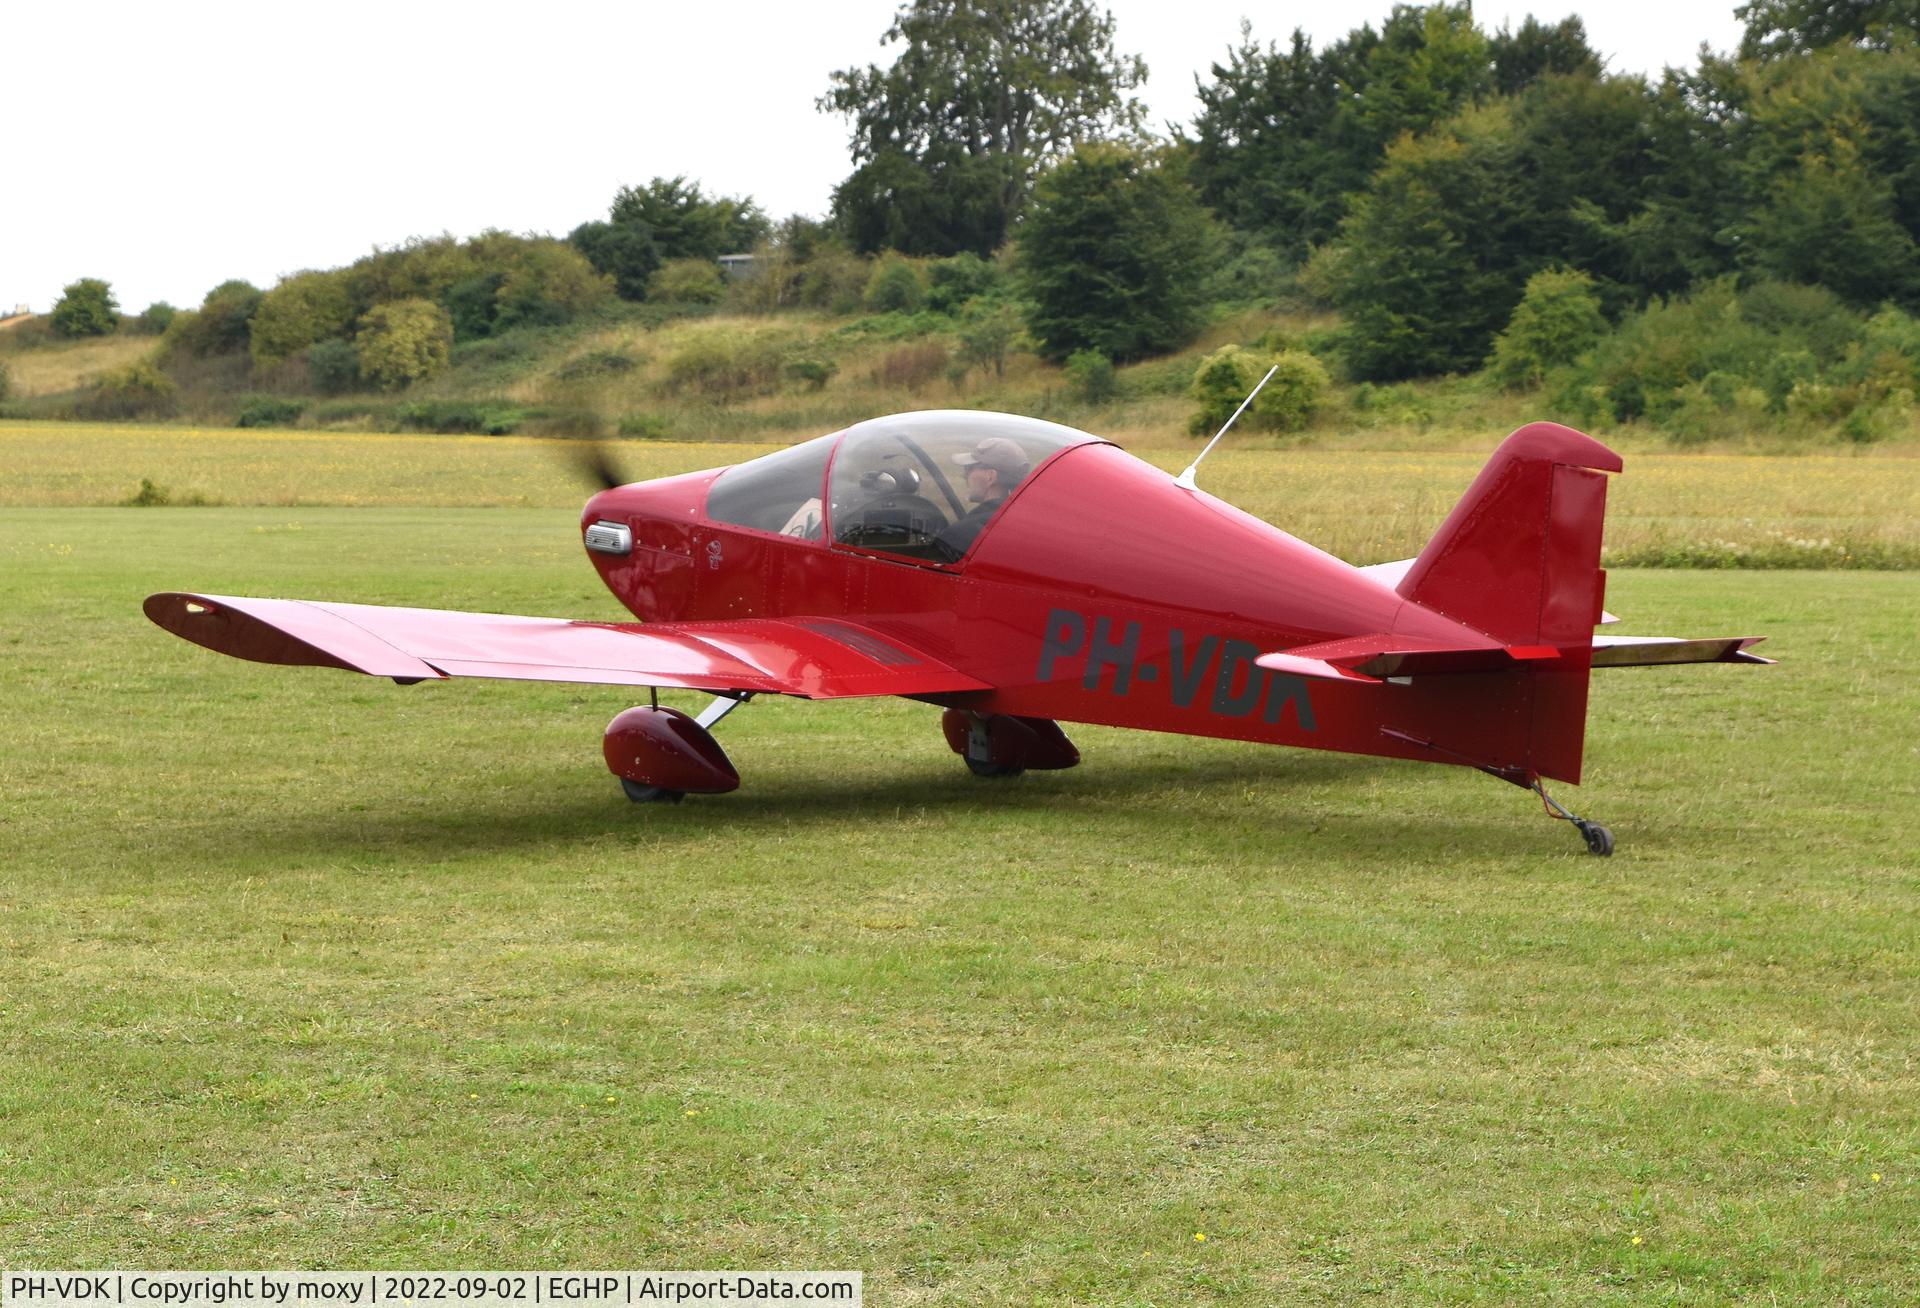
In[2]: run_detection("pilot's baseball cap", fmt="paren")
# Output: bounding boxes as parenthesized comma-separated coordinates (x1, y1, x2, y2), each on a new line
(953, 436, 1028, 477)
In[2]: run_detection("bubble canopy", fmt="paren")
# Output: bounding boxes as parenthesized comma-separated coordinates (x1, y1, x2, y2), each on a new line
(704, 411, 1102, 564)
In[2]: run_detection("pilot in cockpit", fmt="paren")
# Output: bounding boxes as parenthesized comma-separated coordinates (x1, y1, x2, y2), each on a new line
(933, 436, 1030, 559)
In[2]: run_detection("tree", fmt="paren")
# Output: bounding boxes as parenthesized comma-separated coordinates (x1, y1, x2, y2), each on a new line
(354, 298, 452, 389)
(250, 271, 356, 366)
(173, 280, 263, 356)
(608, 177, 769, 262)
(823, 0, 1146, 255)
(1487, 268, 1609, 389)
(1488, 14, 1602, 95)
(568, 219, 661, 300)
(50, 278, 119, 337)
(492, 241, 613, 332)
(1020, 144, 1219, 362)
(1737, 0, 1920, 59)
(1183, 5, 1495, 261)
(1324, 106, 1525, 380)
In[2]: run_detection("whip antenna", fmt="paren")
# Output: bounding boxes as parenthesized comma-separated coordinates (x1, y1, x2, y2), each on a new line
(1176, 363, 1278, 491)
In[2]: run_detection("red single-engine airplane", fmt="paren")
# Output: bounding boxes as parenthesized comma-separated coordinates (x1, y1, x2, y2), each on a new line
(146, 410, 1769, 854)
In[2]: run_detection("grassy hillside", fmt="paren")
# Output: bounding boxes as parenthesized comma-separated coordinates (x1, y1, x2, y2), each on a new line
(9, 299, 1914, 455)
(4, 421, 1916, 568)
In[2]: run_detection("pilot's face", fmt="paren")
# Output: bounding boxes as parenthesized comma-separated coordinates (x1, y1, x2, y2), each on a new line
(965, 464, 1001, 504)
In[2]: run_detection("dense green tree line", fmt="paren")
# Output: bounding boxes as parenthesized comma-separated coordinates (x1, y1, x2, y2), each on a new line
(38, 0, 1920, 413)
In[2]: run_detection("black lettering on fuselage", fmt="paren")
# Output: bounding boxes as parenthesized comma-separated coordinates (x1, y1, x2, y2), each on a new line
(1083, 615, 1143, 695)
(1036, 608, 1316, 734)
(1168, 629, 1217, 708)
(1037, 608, 1086, 682)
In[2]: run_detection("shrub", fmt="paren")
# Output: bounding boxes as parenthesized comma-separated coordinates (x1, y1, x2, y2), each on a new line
(863, 255, 926, 313)
(794, 248, 870, 312)
(1188, 345, 1328, 434)
(926, 252, 999, 314)
(784, 358, 836, 391)
(957, 302, 1020, 379)
(556, 349, 638, 381)
(617, 412, 673, 439)
(306, 338, 362, 393)
(393, 400, 520, 435)
(354, 298, 453, 389)
(647, 259, 726, 305)
(872, 342, 948, 392)
(0, 360, 10, 401)
(78, 361, 177, 419)
(663, 329, 788, 397)
(50, 278, 119, 337)
(234, 396, 306, 428)
(1486, 268, 1608, 390)
(1063, 349, 1117, 403)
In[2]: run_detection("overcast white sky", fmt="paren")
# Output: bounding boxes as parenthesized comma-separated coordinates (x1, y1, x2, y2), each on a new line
(4, 1, 1746, 314)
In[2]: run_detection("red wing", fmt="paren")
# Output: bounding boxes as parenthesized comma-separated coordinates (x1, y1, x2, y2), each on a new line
(144, 593, 989, 699)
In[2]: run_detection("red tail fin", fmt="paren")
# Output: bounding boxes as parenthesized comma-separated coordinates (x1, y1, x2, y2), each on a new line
(1398, 423, 1622, 782)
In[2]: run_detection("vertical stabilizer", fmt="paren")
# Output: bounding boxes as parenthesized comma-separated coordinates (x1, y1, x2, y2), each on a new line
(1396, 422, 1622, 782)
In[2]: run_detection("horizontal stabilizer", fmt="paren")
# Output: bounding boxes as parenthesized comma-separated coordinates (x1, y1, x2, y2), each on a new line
(1256, 632, 1771, 682)
(1590, 635, 1773, 667)
(144, 592, 991, 698)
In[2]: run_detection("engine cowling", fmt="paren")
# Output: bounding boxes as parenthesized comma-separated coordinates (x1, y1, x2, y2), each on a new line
(603, 706, 740, 794)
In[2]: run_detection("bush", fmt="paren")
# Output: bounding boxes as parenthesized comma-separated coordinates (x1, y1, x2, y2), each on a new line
(1486, 268, 1608, 390)
(446, 273, 505, 341)
(872, 342, 948, 392)
(957, 302, 1020, 379)
(393, 400, 520, 435)
(794, 248, 870, 312)
(647, 259, 726, 305)
(663, 328, 789, 397)
(784, 358, 836, 391)
(306, 338, 362, 394)
(0, 360, 10, 401)
(50, 278, 119, 338)
(926, 252, 999, 314)
(617, 412, 673, 439)
(1188, 345, 1329, 434)
(355, 298, 453, 389)
(1063, 349, 1116, 403)
(131, 302, 176, 335)
(556, 349, 638, 381)
(77, 361, 177, 420)
(234, 396, 306, 428)
(863, 255, 926, 313)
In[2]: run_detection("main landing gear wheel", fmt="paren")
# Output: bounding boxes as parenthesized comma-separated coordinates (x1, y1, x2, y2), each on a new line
(620, 778, 686, 804)
(965, 756, 1025, 779)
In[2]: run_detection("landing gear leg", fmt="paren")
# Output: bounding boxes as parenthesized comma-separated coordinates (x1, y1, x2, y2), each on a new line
(1531, 777, 1614, 856)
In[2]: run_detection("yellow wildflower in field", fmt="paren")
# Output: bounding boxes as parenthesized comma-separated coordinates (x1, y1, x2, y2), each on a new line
(1192, 1232, 1206, 1243)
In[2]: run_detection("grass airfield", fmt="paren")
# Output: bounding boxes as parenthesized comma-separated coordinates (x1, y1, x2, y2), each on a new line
(1, 436, 1917, 1302)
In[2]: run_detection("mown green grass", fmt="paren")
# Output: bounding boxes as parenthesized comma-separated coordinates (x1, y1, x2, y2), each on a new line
(1, 507, 1915, 1302)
